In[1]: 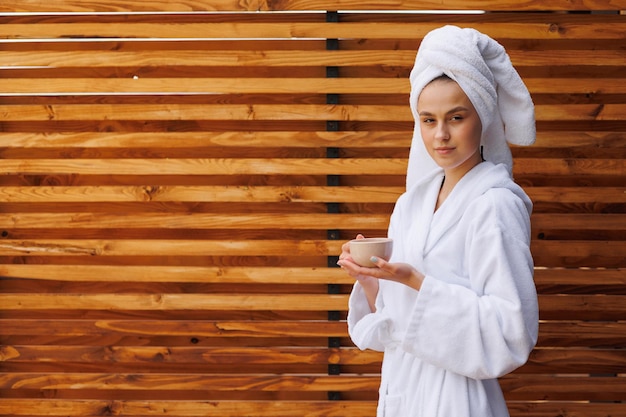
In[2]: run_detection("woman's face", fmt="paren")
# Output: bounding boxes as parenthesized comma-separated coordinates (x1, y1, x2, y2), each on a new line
(417, 78, 483, 177)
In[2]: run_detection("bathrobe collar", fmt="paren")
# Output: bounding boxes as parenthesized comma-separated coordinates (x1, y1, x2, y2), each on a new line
(406, 161, 531, 261)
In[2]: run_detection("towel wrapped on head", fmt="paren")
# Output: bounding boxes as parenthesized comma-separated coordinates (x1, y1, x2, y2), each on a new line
(406, 25, 536, 189)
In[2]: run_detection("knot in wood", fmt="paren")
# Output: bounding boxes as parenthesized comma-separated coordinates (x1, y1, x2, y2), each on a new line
(548, 23, 563, 34)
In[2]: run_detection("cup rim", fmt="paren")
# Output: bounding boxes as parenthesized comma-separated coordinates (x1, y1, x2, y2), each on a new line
(350, 237, 392, 244)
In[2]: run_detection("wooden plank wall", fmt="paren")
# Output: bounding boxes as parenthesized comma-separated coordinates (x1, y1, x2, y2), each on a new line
(0, 1, 625, 416)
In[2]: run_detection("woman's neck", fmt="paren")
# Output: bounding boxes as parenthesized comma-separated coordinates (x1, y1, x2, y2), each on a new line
(435, 159, 483, 211)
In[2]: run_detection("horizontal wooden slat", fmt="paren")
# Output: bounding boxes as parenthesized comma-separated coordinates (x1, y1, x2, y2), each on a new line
(2, 318, 625, 347)
(0, 131, 623, 149)
(0, 20, 624, 40)
(0, 372, 624, 402)
(525, 187, 626, 203)
(1, 345, 625, 374)
(0, 50, 415, 67)
(1, 265, 622, 286)
(530, 131, 626, 148)
(532, 213, 626, 230)
(538, 294, 626, 320)
(0, 0, 625, 12)
(0, 265, 354, 284)
(537, 321, 626, 348)
(525, 77, 626, 94)
(0, 293, 349, 311)
(0, 104, 411, 121)
(0, 10, 622, 25)
(0, 78, 412, 95)
(533, 267, 625, 286)
(3, 77, 626, 95)
(512, 49, 626, 67)
(523, 347, 626, 374)
(0, 131, 410, 148)
(0, 158, 408, 176)
(501, 374, 626, 401)
(0, 186, 623, 204)
(0, 346, 376, 365)
(0, 158, 622, 176)
(0, 373, 620, 403)
(0, 213, 391, 230)
(537, 104, 626, 122)
(1, 50, 625, 67)
(0, 319, 350, 337)
(2, 104, 626, 122)
(0, 239, 343, 256)
(0, 186, 403, 203)
(0, 372, 379, 391)
(1, 293, 625, 319)
(0, 398, 376, 416)
(0, 399, 624, 417)
(0, 213, 622, 231)
(532, 240, 625, 259)
(507, 402, 626, 417)
(0, 238, 622, 260)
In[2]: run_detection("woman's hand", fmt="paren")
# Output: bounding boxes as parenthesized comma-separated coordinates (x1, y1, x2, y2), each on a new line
(337, 234, 378, 285)
(339, 255, 424, 292)
(338, 234, 379, 311)
(338, 235, 425, 311)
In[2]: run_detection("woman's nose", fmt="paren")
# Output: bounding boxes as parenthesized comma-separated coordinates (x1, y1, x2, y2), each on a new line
(435, 123, 450, 140)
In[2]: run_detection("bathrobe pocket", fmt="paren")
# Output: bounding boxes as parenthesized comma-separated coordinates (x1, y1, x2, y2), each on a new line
(382, 394, 404, 417)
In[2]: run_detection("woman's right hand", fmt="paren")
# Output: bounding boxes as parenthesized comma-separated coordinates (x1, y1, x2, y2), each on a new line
(338, 234, 380, 311)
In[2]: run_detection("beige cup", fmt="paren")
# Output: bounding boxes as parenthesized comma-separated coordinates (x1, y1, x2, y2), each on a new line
(349, 237, 393, 267)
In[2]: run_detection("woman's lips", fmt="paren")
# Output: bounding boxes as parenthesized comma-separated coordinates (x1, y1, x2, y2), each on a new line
(435, 147, 454, 155)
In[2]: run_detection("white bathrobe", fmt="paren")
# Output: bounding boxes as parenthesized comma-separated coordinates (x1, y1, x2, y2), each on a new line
(347, 161, 539, 417)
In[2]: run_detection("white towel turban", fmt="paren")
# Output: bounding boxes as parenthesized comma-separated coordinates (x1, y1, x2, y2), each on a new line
(406, 25, 536, 189)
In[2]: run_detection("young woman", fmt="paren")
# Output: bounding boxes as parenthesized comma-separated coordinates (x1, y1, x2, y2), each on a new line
(337, 26, 539, 417)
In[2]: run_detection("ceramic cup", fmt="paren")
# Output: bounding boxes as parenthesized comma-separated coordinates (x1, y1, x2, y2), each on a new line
(349, 237, 393, 268)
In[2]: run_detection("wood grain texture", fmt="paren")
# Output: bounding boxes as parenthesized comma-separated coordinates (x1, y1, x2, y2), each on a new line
(3, 77, 626, 95)
(1, 49, 624, 67)
(0, 398, 625, 417)
(0, 0, 625, 12)
(0, 131, 411, 148)
(2, 103, 626, 122)
(0, 399, 377, 416)
(0, 293, 349, 311)
(0, 130, 623, 149)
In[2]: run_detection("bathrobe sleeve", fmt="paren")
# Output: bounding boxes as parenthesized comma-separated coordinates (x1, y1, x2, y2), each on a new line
(402, 188, 539, 379)
(347, 201, 408, 353)
(347, 282, 390, 352)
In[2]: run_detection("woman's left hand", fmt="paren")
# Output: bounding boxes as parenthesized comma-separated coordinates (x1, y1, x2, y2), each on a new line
(338, 256, 424, 292)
